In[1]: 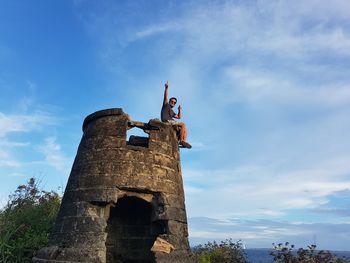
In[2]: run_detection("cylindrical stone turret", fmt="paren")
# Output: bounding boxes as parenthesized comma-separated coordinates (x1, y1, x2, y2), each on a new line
(33, 108, 194, 263)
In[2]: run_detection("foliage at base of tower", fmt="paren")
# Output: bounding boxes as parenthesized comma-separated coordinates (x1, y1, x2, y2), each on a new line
(271, 242, 350, 263)
(0, 178, 61, 263)
(192, 239, 248, 263)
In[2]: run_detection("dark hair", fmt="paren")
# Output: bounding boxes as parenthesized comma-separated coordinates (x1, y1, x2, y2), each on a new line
(169, 97, 177, 103)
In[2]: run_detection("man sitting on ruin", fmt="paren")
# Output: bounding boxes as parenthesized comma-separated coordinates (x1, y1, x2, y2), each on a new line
(161, 81, 192, 149)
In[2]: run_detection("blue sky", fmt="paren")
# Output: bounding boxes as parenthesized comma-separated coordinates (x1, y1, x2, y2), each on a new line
(1, 0, 350, 251)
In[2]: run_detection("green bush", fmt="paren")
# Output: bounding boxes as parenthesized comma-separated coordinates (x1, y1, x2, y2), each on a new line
(192, 239, 248, 263)
(0, 178, 61, 263)
(271, 242, 350, 263)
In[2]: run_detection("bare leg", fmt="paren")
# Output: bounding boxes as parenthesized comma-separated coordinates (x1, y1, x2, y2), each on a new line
(177, 123, 191, 148)
(178, 123, 187, 142)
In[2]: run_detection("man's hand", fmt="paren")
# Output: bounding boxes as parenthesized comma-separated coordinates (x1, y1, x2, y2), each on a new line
(163, 81, 169, 105)
(177, 105, 182, 119)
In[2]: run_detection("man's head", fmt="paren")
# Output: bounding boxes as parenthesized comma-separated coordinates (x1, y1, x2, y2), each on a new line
(169, 97, 177, 108)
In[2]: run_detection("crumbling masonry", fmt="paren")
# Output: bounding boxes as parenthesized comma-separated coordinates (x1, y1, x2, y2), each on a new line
(33, 108, 194, 263)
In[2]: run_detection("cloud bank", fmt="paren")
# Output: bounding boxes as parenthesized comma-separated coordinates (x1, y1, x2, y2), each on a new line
(45, 0, 350, 249)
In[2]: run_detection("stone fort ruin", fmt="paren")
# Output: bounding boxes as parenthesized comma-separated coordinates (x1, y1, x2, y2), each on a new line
(33, 108, 193, 263)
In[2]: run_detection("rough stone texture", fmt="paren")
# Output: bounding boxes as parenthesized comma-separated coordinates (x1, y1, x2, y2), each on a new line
(33, 108, 194, 263)
(151, 237, 175, 253)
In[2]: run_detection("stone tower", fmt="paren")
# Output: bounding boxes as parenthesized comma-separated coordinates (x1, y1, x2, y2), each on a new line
(33, 108, 193, 263)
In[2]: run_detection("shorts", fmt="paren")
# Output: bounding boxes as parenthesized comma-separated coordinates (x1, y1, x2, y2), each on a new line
(166, 119, 179, 126)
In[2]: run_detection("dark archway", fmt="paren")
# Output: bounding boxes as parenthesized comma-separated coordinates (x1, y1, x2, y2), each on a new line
(105, 196, 161, 263)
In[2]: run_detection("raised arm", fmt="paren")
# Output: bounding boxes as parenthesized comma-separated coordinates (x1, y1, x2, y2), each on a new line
(163, 80, 169, 105)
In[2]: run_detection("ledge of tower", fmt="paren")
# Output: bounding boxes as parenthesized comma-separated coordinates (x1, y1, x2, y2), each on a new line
(82, 108, 130, 131)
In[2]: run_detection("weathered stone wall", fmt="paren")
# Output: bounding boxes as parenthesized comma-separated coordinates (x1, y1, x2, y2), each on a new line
(33, 108, 194, 263)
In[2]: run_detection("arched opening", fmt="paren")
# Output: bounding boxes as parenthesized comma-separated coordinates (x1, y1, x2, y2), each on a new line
(126, 127, 149, 148)
(105, 196, 163, 263)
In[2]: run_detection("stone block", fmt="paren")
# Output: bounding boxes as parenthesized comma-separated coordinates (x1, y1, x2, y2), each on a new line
(49, 231, 107, 248)
(158, 206, 187, 222)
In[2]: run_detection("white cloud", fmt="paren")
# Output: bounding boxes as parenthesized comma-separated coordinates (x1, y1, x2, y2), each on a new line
(132, 22, 179, 42)
(38, 137, 70, 171)
(0, 111, 54, 137)
(218, 65, 350, 111)
(18, 96, 35, 112)
(184, 185, 203, 194)
(101, 0, 350, 127)
(0, 136, 21, 170)
(127, 1, 350, 59)
(184, 155, 350, 218)
(314, 85, 350, 107)
(251, 26, 350, 57)
(0, 111, 58, 171)
(80, 0, 350, 121)
(188, 217, 350, 250)
(281, 0, 350, 21)
(0, 141, 30, 147)
(0, 152, 21, 168)
(0, 160, 20, 168)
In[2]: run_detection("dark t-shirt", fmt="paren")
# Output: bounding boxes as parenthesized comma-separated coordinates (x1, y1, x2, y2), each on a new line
(161, 103, 175, 122)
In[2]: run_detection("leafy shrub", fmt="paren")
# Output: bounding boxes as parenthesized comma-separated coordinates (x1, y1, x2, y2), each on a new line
(192, 239, 248, 263)
(0, 178, 61, 263)
(271, 242, 350, 263)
